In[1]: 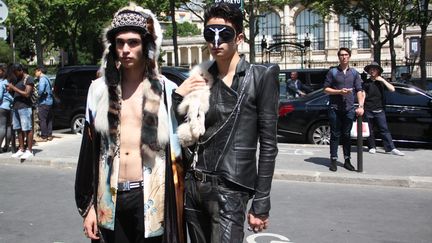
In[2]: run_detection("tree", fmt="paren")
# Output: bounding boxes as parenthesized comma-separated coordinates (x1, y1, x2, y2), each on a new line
(412, 0, 432, 89)
(0, 40, 13, 63)
(301, 0, 415, 80)
(164, 22, 201, 38)
(5, 0, 51, 64)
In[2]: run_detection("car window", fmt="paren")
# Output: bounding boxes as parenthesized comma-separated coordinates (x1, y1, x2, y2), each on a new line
(386, 87, 431, 107)
(64, 71, 96, 90)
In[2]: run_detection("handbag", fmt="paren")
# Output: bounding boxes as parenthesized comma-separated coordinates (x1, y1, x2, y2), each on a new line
(350, 120, 370, 138)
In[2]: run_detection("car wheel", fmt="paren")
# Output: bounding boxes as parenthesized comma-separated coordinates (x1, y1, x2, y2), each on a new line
(71, 114, 85, 134)
(308, 121, 331, 145)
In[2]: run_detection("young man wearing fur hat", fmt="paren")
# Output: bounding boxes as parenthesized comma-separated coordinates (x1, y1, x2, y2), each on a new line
(363, 61, 404, 156)
(75, 3, 184, 243)
(173, 3, 279, 243)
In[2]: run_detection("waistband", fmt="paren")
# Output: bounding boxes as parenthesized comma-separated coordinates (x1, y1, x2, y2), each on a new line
(188, 170, 219, 184)
(117, 180, 143, 192)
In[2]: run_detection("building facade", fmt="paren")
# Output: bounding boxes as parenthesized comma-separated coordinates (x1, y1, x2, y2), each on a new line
(161, 3, 432, 77)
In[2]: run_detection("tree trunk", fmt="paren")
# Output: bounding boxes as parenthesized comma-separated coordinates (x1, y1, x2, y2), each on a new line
(249, 0, 256, 64)
(372, 16, 381, 64)
(35, 29, 44, 66)
(170, 0, 179, 66)
(389, 34, 397, 81)
(419, 0, 429, 90)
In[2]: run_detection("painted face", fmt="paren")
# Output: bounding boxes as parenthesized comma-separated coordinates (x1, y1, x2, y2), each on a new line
(203, 24, 236, 48)
(115, 31, 144, 69)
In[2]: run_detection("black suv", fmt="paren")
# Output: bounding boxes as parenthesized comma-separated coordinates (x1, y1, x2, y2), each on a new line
(52, 66, 99, 133)
(53, 65, 189, 133)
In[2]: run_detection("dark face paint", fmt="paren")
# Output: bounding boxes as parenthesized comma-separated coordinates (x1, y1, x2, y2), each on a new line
(203, 24, 236, 48)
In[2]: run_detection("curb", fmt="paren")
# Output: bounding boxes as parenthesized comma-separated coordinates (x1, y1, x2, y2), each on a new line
(0, 157, 77, 168)
(273, 169, 432, 189)
(2, 158, 432, 189)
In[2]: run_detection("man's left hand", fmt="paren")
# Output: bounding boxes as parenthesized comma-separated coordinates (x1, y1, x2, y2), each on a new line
(247, 213, 269, 233)
(356, 107, 364, 116)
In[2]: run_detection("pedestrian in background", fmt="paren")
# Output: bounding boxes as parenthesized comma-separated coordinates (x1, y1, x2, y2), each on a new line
(173, 3, 279, 242)
(7, 64, 35, 159)
(324, 47, 365, 172)
(363, 61, 404, 156)
(34, 65, 53, 142)
(0, 64, 13, 153)
(286, 71, 311, 99)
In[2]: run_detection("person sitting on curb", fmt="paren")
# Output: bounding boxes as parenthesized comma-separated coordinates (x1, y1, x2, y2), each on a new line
(363, 61, 404, 156)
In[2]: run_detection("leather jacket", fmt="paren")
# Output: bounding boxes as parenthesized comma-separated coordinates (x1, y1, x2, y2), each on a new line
(173, 56, 279, 216)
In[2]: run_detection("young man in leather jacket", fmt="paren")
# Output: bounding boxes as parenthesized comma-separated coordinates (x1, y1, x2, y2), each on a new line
(172, 3, 280, 242)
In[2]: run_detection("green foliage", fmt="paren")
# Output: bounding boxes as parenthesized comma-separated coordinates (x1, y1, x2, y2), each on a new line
(0, 40, 13, 63)
(4, 0, 175, 65)
(164, 21, 201, 38)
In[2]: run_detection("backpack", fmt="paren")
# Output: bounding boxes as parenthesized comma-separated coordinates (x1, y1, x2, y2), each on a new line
(23, 74, 38, 107)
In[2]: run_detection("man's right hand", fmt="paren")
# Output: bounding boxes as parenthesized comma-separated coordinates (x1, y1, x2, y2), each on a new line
(83, 206, 100, 240)
(175, 74, 207, 97)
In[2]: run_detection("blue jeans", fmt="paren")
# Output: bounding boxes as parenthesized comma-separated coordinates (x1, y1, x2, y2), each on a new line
(365, 110, 395, 152)
(12, 108, 33, 131)
(328, 107, 355, 160)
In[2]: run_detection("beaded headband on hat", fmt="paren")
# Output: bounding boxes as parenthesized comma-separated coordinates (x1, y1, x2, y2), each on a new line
(106, 10, 150, 40)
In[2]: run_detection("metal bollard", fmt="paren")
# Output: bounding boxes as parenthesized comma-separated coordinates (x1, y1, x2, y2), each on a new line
(357, 116, 363, 172)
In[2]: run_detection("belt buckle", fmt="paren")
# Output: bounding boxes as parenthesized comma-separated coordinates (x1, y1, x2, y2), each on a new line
(194, 170, 205, 182)
(118, 181, 130, 191)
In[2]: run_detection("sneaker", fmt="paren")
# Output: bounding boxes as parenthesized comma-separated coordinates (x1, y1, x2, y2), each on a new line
(11, 150, 25, 158)
(369, 148, 376, 154)
(390, 149, 405, 156)
(20, 150, 34, 159)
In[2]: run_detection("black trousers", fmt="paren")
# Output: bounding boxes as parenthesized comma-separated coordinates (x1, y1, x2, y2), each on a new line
(98, 188, 162, 243)
(37, 104, 52, 138)
(184, 172, 250, 243)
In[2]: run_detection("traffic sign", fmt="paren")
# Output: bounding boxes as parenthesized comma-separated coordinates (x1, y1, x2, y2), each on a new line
(214, 0, 244, 11)
(0, 0, 8, 23)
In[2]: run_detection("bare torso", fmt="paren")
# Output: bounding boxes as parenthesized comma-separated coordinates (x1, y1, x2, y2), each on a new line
(118, 80, 144, 182)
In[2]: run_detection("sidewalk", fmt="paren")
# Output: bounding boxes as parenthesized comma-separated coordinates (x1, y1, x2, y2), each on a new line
(1, 131, 431, 189)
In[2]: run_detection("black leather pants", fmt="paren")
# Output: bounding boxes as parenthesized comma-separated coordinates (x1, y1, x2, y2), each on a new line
(184, 171, 250, 243)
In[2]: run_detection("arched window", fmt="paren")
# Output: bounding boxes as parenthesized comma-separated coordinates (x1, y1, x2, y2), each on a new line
(256, 11, 281, 53)
(295, 9, 324, 50)
(339, 15, 370, 49)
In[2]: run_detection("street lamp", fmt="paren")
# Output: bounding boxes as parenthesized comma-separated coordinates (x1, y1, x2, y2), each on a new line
(261, 35, 267, 63)
(303, 33, 311, 69)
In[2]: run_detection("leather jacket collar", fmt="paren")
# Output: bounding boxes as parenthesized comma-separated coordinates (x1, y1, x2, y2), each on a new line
(207, 55, 249, 92)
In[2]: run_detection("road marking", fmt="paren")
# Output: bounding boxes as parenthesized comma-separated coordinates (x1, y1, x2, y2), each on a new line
(246, 233, 294, 243)
(278, 148, 314, 156)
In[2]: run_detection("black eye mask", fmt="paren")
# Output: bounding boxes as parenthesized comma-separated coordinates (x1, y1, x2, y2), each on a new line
(203, 24, 236, 48)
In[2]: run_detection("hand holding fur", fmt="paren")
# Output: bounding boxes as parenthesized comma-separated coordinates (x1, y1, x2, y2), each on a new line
(177, 62, 213, 147)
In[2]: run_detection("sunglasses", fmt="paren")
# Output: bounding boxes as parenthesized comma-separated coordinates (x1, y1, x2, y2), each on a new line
(203, 24, 236, 47)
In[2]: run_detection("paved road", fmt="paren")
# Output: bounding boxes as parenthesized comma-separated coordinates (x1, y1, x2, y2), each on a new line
(1, 164, 431, 243)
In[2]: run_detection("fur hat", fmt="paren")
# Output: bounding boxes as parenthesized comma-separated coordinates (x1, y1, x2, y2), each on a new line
(364, 61, 383, 74)
(101, 2, 162, 85)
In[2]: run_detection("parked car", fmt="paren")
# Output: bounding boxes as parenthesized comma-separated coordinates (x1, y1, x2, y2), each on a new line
(53, 65, 189, 134)
(278, 83, 432, 147)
